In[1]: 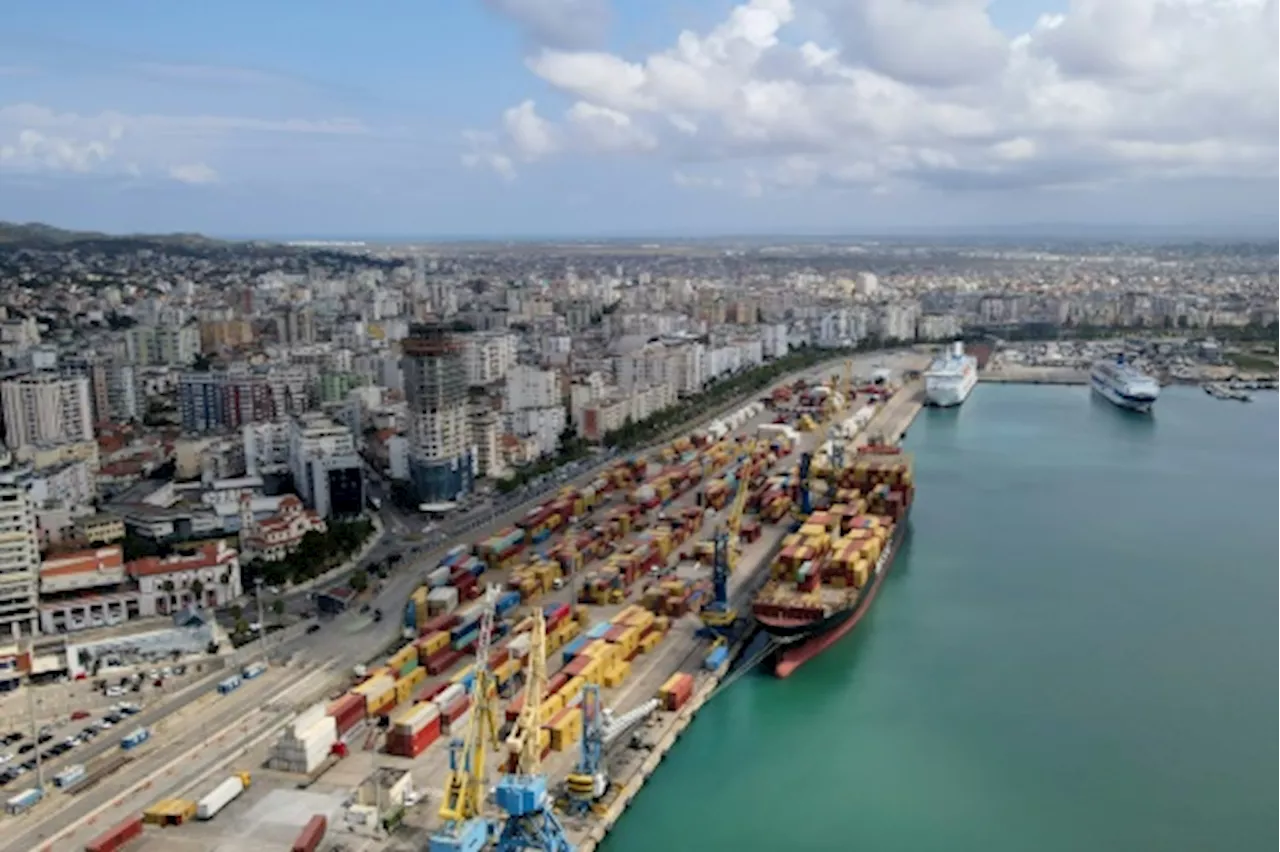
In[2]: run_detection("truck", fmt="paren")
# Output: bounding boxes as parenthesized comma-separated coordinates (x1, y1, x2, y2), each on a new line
(120, 727, 150, 750)
(5, 787, 42, 815)
(242, 662, 267, 680)
(53, 764, 86, 789)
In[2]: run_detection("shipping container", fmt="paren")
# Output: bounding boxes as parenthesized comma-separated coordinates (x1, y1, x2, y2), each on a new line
(425, 648, 465, 676)
(196, 773, 250, 820)
(291, 814, 327, 852)
(385, 716, 442, 757)
(327, 693, 365, 736)
(84, 815, 143, 852)
(242, 661, 267, 680)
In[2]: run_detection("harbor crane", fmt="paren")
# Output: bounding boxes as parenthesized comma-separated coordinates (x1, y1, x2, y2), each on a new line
(700, 452, 757, 637)
(431, 588, 501, 852)
(493, 609, 573, 852)
(564, 684, 660, 815)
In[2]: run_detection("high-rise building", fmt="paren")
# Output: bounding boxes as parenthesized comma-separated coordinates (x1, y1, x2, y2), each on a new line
(178, 366, 313, 433)
(288, 413, 363, 518)
(60, 354, 111, 424)
(0, 373, 95, 450)
(124, 325, 200, 367)
(401, 324, 474, 503)
(460, 332, 517, 386)
(0, 449, 41, 635)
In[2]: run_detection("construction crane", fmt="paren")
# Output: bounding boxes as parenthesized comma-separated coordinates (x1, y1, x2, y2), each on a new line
(564, 685, 660, 815)
(493, 609, 573, 852)
(431, 588, 501, 852)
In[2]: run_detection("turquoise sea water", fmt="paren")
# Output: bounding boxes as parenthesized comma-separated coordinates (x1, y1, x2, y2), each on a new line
(601, 385, 1278, 852)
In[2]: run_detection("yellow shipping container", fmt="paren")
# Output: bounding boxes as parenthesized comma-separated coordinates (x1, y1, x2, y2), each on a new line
(574, 605, 590, 625)
(546, 707, 583, 752)
(420, 631, 451, 658)
(613, 604, 643, 625)
(627, 609, 656, 633)
(545, 630, 563, 654)
(387, 645, 416, 672)
(655, 615, 671, 633)
(602, 661, 630, 688)
(368, 686, 397, 715)
(538, 694, 564, 724)
(579, 656, 603, 685)
(562, 675, 586, 701)
(639, 632, 662, 653)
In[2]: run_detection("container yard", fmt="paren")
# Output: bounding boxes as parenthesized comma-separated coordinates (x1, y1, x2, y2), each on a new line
(1, 353, 927, 852)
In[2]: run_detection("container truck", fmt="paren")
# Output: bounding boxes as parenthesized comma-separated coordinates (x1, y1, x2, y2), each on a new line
(242, 662, 267, 680)
(5, 787, 42, 815)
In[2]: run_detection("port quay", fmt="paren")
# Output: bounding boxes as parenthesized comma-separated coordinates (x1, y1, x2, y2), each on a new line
(0, 351, 929, 852)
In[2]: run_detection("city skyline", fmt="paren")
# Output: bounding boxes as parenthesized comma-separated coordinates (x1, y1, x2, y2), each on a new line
(1, 0, 1276, 238)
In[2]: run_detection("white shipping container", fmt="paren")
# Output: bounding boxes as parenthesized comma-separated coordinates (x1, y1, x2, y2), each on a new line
(196, 775, 246, 820)
(426, 566, 451, 588)
(293, 702, 327, 733)
(431, 684, 465, 712)
(426, 586, 459, 614)
(392, 703, 440, 735)
(445, 707, 472, 735)
(507, 633, 532, 659)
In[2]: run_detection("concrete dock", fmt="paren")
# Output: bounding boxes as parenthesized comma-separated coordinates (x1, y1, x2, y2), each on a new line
(980, 366, 1088, 385)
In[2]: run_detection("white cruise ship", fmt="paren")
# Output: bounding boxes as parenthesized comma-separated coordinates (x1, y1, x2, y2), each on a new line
(924, 342, 978, 407)
(1090, 356, 1160, 413)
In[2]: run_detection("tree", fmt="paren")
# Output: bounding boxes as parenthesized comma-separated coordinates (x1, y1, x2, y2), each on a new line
(349, 570, 370, 593)
(190, 579, 204, 604)
(233, 617, 249, 636)
(271, 598, 286, 621)
(161, 579, 175, 594)
(229, 604, 243, 620)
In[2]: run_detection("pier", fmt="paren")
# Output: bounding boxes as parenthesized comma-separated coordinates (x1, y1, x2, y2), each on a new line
(573, 379, 925, 851)
(979, 367, 1088, 385)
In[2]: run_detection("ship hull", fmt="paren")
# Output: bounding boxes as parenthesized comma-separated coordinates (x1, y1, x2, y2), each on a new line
(1090, 374, 1156, 414)
(756, 507, 910, 678)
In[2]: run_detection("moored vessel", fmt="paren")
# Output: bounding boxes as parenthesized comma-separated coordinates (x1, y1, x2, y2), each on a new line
(751, 447, 914, 678)
(924, 342, 978, 407)
(1090, 355, 1160, 413)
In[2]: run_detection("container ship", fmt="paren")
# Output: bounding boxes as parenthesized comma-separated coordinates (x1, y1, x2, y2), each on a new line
(924, 341, 978, 407)
(751, 447, 914, 678)
(1090, 355, 1159, 414)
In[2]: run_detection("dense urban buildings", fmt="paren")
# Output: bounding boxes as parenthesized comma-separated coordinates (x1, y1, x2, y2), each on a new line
(0, 222, 1273, 640)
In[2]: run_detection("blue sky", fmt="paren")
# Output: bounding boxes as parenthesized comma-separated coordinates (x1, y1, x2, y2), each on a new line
(0, 0, 1275, 238)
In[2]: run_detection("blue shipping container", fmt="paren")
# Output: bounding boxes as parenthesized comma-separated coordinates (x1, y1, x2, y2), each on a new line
(450, 617, 480, 642)
(6, 787, 42, 814)
(466, 558, 486, 578)
(704, 646, 729, 670)
(562, 635, 588, 659)
(451, 628, 479, 652)
(586, 622, 611, 640)
(442, 545, 470, 566)
(404, 600, 416, 631)
(459, 671, 477, 694)
(496, 591, 521, 616)
(530, 528, 551, 545)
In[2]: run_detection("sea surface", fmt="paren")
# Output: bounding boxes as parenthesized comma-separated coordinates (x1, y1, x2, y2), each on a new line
(601, 385, 1278, 852)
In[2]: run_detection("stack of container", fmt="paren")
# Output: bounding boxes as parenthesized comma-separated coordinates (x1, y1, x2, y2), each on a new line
(658, 673, 695, 712)
(327, 693, 365, 736)
(385, 702, 442, 757)
(544, 706, 583, 752)
(432, 683, 472, 733)
(270, 704, 337, 774)
(479, 527, 526, 570)
(352, 672, 398, 717)
(404, 586, 428, 635)
(426, 585, 460, 616)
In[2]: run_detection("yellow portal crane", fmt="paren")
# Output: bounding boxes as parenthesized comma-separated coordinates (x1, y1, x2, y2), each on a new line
(432, 589, 501, 852)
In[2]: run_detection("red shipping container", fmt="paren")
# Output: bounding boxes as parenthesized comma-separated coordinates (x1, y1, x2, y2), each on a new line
(453, 572, 477, 590)
(421, 681, 450, 702)
(603, 625, 628, 643)
(546, 672, 569, 696)
(426, 648, 464, 676)
(292, 814, 327, 852)
(422, 613, 460, 635)
(327, 692, 366, 734)
(386, 717, 442, 757)
(85, 816, 143, 852)
(505, 692, 525, 722)
(562, 656, 590, 679)
(488, 647, 510, 670)
(444, 695, 471, 724)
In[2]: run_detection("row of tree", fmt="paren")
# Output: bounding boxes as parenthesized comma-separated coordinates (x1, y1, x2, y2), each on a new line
(602, 344, 858, 451)
(241, 517, 375, 588)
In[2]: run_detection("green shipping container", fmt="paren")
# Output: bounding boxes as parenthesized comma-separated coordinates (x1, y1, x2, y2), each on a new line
(400, 658, 419, 678)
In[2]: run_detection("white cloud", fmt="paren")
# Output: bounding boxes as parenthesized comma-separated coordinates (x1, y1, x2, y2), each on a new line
(468, 0, 1278, 195)
(483, 0, 611, 49)
(0, 103, 369, 181)
(168, 162, 218, 184)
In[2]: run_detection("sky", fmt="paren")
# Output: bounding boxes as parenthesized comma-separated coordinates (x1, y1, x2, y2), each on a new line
(0, 0, 1276, 239)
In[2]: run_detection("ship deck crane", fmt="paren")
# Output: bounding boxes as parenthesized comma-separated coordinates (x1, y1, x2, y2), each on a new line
(493, 609, 573, 852)
(430, 588, 501, 852)
(565, 685, 660, 815)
